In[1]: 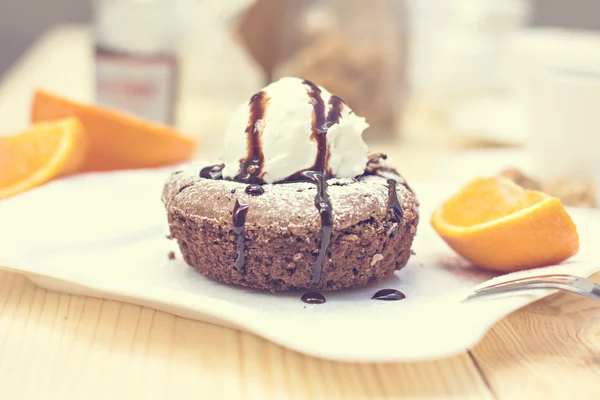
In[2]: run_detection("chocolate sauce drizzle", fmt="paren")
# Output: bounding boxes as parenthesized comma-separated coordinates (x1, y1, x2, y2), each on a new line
(364, 153, 396, 176)
(176, 183, 193, 195)
(301, 292, 326, 304)
(200, 163, 224, 180)
(235, 91, 268, 184)
(364, 153, 415, 194)
(363, 153, 411, 238)
(245, 184, 265, 196)
(386, 179, 403, 238)
(232, 199, 250, 273)
(303, 80, 328, 172)
(372, 289, 406, 301)
(303, 171, 333, 284)
(325, 95, 344, 131)
(274, 81, 343, 284)
(201, 82, 346, 284)
(295, 81, 345, 175)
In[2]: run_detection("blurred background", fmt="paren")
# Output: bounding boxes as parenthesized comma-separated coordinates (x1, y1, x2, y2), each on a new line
(2, 0, 600, 205)
(3, 0, 600, 76)
(2, 0, 600, 134)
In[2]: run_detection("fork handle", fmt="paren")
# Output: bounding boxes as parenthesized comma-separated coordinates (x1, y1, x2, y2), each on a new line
(466, 282, 600, 302)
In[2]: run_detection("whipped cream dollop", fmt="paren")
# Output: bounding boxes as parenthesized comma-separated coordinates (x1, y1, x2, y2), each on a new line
(221, 77, 369, 184)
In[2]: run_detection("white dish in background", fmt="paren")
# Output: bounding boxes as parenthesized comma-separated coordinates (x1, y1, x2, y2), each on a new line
(446, 29, 600, 148)
(433, 148, 532, 185)
(449, 95, 527, 146)
(0, 168, 599, 363)
(529, 64, 600, 202)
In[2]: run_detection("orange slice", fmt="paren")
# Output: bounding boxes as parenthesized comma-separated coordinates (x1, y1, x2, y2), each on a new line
(0, 118, 87, 200)
(31, 90, 198, 172)
(431, 176, 580, 272)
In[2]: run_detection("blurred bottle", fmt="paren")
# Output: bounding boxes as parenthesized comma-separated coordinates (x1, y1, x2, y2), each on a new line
(92, 0, 180, 125)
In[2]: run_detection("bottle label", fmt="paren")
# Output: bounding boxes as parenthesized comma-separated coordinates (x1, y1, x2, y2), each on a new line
(94, 46, 178, 125)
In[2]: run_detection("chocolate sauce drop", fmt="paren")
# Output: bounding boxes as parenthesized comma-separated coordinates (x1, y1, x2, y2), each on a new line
(245, 184, 265, 196)
(200, 164, 224, 180)
(386, 179, 403, 238)
(303, 171, 333, 284)
(232, 199, 250, 273)
(372, 289, 406, 301)
(235, 91, 268, 184)
(301, 292, 326, 304)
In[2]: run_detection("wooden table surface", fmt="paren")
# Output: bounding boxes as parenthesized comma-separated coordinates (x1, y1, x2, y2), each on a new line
(1, 25, 600, 400)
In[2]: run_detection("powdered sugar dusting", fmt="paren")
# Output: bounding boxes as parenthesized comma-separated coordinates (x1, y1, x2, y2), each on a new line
(163, 161, 418, 232)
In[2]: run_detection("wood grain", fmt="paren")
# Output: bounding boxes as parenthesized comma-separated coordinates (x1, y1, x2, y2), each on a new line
(472, 272, 600, 399)
(2, 267, 600, 399)
(0, 271, 493, 399)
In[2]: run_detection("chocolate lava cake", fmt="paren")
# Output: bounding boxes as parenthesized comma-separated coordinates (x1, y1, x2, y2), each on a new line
(162, 77, 419, 292)
(162, 155, 419, 292)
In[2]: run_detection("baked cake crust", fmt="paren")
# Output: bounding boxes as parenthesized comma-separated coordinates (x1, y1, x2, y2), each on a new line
(163, 161, 419, 292)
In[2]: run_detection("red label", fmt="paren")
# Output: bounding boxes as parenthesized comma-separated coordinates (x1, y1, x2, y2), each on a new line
(94, 47, 178, 125)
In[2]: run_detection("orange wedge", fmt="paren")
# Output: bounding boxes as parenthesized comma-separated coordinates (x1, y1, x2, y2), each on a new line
(431, 176, 579, 272)
(31, 90, 198, 172)
(0, 118, 87, 200)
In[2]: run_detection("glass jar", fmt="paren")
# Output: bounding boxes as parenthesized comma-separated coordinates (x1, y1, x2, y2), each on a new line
(92, 0, 180, 125)
(274, 0, 408, 140)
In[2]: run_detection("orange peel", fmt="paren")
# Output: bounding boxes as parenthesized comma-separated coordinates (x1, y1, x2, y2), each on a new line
(431, 176, 580, 272)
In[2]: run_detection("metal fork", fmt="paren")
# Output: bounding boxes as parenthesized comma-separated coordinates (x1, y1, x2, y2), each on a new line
(464, 274, 600, 302)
